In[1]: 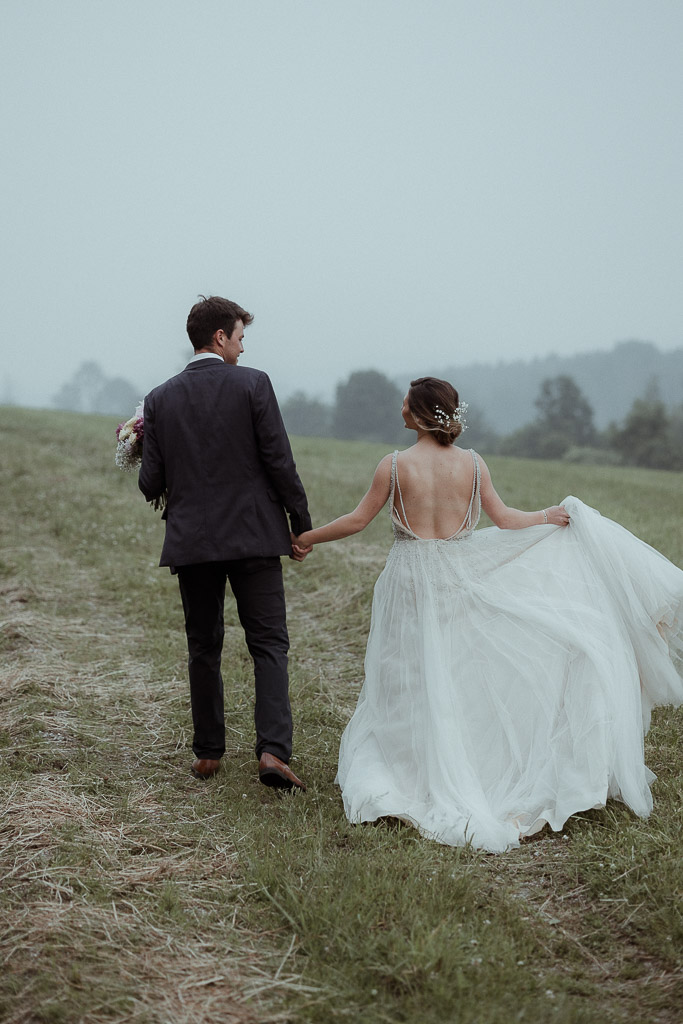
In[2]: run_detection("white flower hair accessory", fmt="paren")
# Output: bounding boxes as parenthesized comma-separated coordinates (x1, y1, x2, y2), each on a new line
(434, 402, 468, 432)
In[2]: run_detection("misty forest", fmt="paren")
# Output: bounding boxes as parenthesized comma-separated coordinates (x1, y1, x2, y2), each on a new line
(49, 339, 683, 471)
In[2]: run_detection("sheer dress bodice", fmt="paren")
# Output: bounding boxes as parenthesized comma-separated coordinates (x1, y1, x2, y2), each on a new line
(389, 448, 482, 542)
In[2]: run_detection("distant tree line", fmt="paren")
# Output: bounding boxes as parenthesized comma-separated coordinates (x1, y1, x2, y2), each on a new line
(496, 375, 683, 470)
(53, 361, 140, 416)
(281, 370, 683, 471)
(437, 340, 683, 433)
(52, 360, 683, 471)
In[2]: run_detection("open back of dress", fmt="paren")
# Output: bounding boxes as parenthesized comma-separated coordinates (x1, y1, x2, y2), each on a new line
(390, 448, 481, 541)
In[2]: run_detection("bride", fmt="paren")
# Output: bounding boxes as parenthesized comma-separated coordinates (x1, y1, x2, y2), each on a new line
(294, 377, 683, 852)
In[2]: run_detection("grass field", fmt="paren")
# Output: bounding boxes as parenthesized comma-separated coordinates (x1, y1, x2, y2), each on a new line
(1, 407, 681, 1024)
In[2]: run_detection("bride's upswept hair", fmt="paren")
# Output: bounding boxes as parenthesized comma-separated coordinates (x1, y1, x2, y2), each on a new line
(408, 377, 464, 446)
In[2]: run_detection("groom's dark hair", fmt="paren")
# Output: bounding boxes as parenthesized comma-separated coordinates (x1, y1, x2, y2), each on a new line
(186, 295, 254, 350)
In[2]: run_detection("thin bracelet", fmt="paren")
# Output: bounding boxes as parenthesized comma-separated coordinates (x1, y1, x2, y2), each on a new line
(542, 509, 548, 524)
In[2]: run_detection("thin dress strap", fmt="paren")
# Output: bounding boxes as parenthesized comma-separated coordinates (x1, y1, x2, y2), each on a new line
(389, 456, 417, 536)
(459, 450, 481, 534)
(388, 450, 398, 514)
(393, 454, 414, 533)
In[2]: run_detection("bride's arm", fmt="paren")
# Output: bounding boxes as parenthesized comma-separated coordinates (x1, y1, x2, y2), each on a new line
(479, 457, 570, 529)
(295, 454, 393, 547)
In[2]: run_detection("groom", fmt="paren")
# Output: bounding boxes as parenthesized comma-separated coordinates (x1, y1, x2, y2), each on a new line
(139, 295, 312, 789)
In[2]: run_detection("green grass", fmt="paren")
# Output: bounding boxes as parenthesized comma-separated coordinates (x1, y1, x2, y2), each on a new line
(0, 407, 681, 1024)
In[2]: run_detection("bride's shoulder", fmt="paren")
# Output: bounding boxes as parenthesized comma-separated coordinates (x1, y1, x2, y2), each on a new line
(392, 444, 418, 463)
(451, 444, 480, 464)
(455, 447, 490, 483)
(372, 452, 395, 480)
(463, 445, 484, 462)
(469, 449, 490, 472)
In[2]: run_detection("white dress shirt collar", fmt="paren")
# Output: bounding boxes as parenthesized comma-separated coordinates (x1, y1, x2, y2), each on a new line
(188, 352, 223, 364)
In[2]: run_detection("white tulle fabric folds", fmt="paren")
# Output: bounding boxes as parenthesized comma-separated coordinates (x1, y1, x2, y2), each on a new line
(337, 497, 683, 853)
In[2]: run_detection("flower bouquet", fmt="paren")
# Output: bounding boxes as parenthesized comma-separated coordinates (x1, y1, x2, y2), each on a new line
(115, 402, 166, 510)
(115, 402, 144, 470)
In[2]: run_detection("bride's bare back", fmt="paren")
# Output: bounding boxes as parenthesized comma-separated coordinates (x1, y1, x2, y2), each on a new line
(393, 443, 477, 539)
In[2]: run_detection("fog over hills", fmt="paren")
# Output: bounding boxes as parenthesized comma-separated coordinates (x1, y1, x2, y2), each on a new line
(398, 341, 683, 433)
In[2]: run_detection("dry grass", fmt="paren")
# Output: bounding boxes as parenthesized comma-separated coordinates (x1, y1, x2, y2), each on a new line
(0, 543, 304, 1023)
(1, 409, 682, 1023)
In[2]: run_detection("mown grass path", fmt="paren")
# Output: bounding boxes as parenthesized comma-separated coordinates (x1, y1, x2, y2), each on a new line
(1, 409, 681, 1023)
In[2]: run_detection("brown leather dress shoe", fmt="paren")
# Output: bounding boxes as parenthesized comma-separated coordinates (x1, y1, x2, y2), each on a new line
(191, 758, 221, 780)
(258, 752, 306, 792)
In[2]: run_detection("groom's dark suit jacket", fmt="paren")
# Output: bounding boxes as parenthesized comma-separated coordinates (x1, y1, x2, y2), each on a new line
(138, 358, 312, 568)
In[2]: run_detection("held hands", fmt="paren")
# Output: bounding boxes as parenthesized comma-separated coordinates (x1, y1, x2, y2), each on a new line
(544, 504, 571, 527)
(289, 532, 313, 562)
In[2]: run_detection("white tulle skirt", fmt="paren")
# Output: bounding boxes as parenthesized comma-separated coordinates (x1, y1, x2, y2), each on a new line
(336, 497, 683, 853)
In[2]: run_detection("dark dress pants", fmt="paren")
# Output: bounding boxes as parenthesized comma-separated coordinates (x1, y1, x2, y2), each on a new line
(177, 557, 292, 763)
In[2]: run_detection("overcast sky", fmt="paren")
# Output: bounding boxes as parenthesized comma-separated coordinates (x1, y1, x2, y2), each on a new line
(2, 0, 681, 408)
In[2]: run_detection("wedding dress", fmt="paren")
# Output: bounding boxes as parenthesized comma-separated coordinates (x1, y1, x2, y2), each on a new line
(336, 450, 683, 853)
